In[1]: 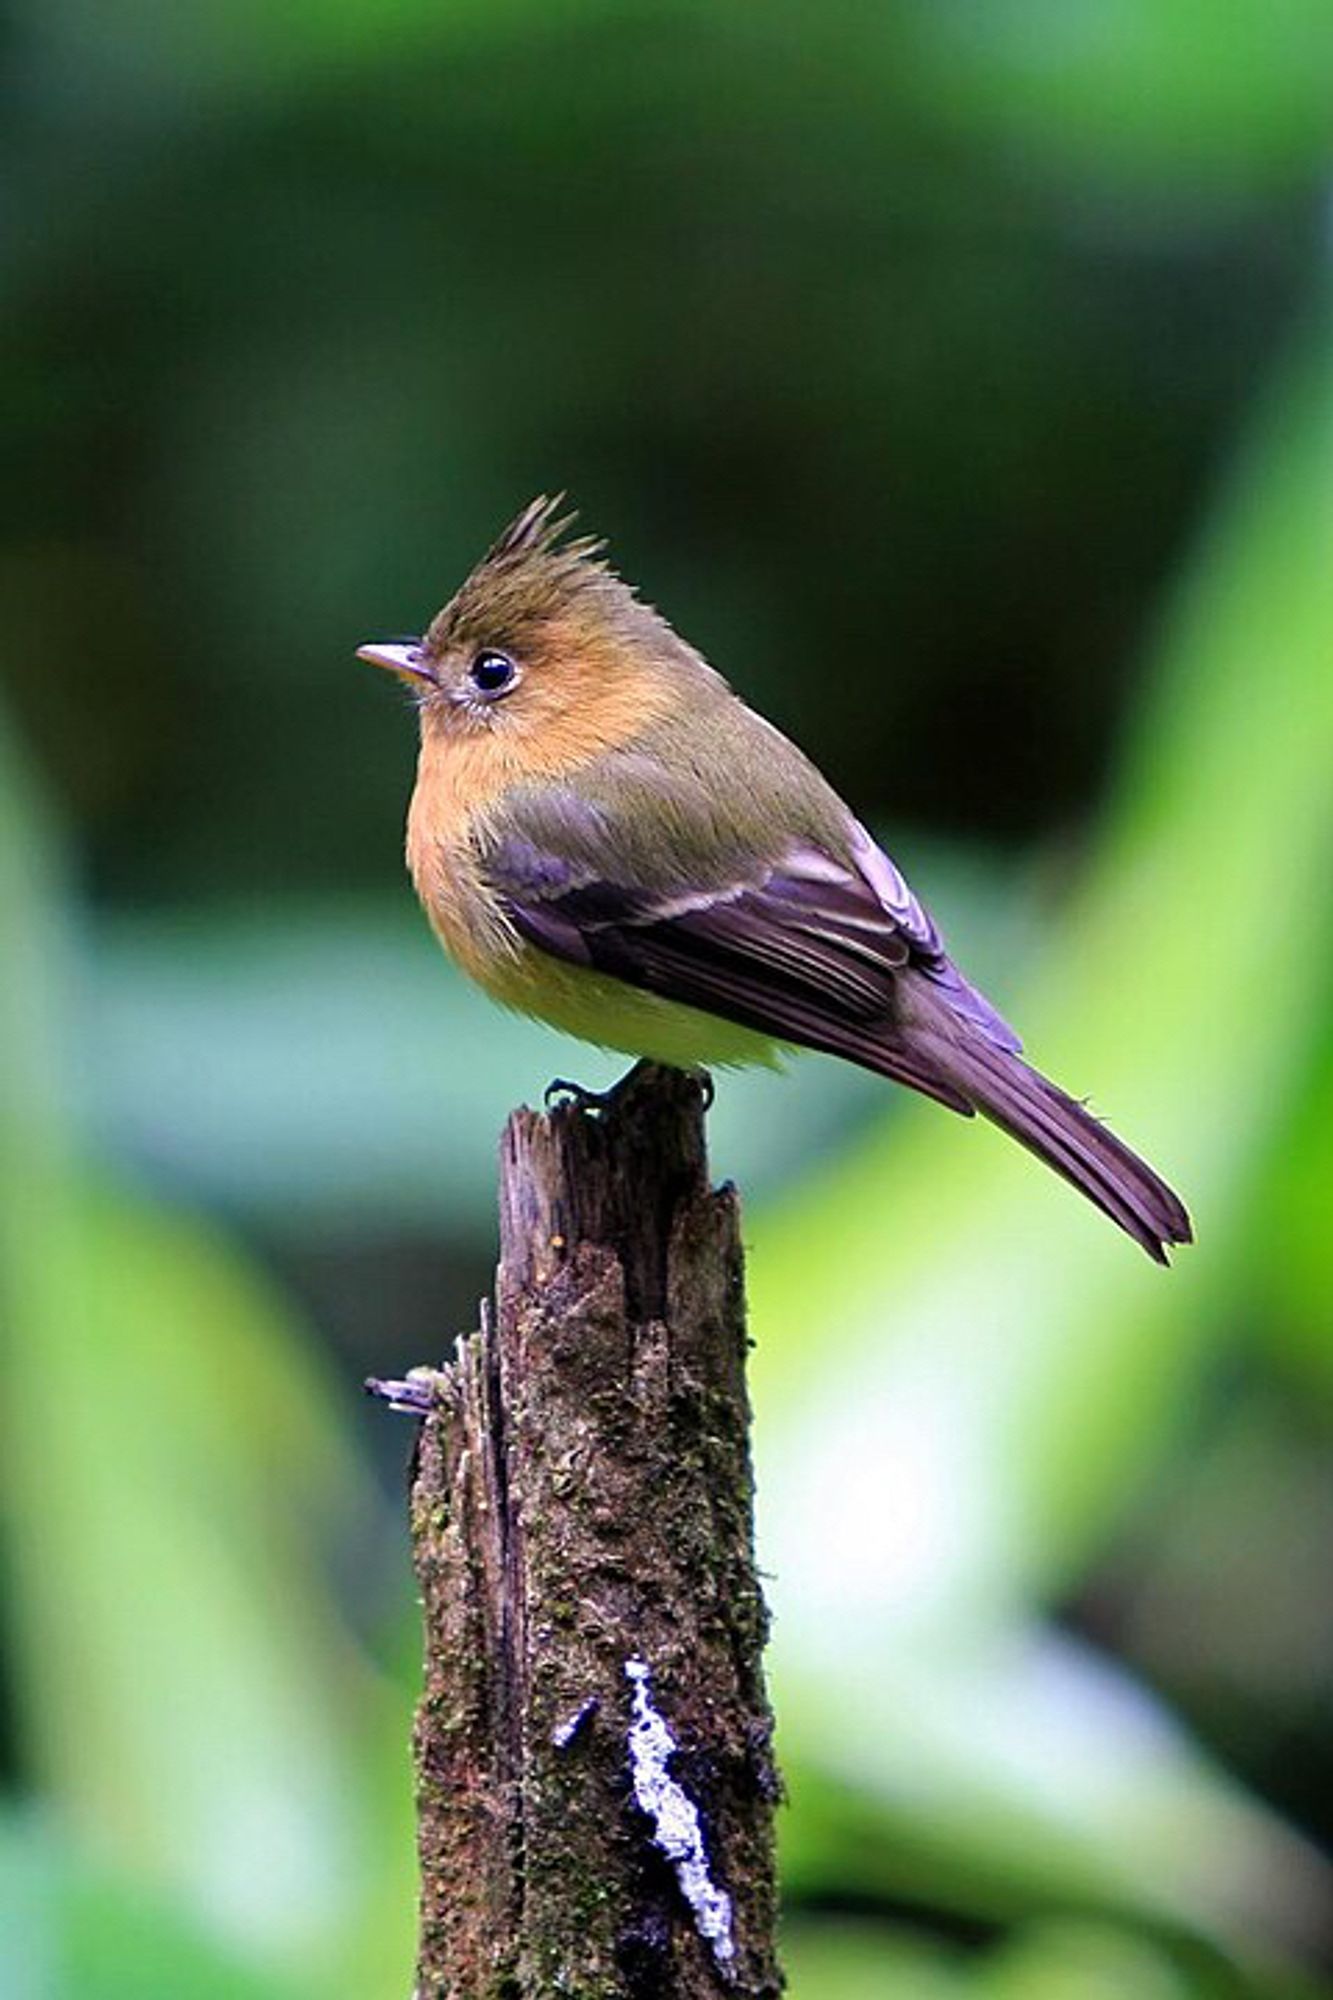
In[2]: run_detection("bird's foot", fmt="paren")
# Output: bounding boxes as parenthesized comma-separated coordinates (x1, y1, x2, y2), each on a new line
(544, 1076, 617, 1116)
(544, 1063, 715, 1117)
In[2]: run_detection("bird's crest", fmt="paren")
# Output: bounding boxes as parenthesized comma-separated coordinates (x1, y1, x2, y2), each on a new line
(481, 494, 607, 576)
(428, 495, 622, 653)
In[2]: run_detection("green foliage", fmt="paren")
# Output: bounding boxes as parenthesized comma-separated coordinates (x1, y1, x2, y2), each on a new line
(0, 705, 415, 1996)
(753, 332, 1333, 1965)
(3, 1809, 296, 2000)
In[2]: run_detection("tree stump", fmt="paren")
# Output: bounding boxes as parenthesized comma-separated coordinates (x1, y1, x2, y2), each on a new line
(391, 1062, 781, 1999)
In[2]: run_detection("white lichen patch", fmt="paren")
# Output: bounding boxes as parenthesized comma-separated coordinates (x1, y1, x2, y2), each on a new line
(551, 1695, 599, 1750)
(624, 1657, 735, 1975)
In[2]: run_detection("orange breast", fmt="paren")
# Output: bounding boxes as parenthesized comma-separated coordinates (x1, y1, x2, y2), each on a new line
(405, 735, 512, 989)
(404, 651, 675, 980)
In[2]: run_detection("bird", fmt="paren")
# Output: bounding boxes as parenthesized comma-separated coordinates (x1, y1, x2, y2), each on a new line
(358, 496, 1191, 1262)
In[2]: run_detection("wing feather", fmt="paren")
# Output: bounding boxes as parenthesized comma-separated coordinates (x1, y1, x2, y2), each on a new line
(470, 782, 1189, 1261)
(478, 785, 1019, 1067)
(473, 781, 1189, 1259)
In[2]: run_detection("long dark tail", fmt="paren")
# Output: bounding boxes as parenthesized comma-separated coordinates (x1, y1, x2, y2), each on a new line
(879, 1018, 1192, 1264)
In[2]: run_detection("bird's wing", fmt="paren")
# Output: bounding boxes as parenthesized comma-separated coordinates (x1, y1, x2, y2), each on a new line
(476, 784, 1191, 1260)
(476, 785, 1019, 1093)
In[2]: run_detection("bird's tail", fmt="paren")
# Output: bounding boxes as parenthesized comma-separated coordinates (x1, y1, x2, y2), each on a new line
(882, 1018, 1192, 1263)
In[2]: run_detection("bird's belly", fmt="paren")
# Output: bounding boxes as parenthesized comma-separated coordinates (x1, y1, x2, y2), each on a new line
(408, 810, 781, 1071)
(479, 937, 783, 1071)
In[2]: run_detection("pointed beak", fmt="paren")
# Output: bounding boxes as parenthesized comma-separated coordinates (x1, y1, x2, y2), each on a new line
(355, 640, 436, 684)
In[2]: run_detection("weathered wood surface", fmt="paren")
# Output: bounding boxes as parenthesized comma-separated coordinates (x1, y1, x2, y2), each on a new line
(408, 1062, 781, 1998)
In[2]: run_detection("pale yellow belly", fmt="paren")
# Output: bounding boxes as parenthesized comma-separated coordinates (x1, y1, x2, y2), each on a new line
(476, 939, 784, 1071)
(408, 769, 783, 1071)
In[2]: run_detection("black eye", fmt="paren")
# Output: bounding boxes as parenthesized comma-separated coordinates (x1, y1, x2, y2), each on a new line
(469, 649, 518, 697)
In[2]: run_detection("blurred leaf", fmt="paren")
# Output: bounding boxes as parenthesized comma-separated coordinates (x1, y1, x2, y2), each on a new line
(900, 0, 1333, 189)
(780, 1914, 1303, 2000)
(979, 1919, 1214, 2000)
(0, 701, 415, 1991)
(783, 1916, 962, 1998)
(1104, 1395, 1333, 1723)
(1, 1808, 299, 2000)
(1252, 1020, 1333, 1398)
(750, 320, 1333, 1948)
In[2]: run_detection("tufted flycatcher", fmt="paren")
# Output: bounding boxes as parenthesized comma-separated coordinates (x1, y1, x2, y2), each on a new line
(358, 497, 1190, 1262)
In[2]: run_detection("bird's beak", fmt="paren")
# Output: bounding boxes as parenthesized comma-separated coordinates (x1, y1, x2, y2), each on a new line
(356, 640, 436, 684)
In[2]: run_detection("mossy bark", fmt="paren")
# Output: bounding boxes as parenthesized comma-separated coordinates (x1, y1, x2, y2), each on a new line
(408, 1063, 781, 1998)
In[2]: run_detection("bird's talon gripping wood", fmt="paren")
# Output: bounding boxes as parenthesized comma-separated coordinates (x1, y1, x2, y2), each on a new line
(543, 1075, 613, 1115)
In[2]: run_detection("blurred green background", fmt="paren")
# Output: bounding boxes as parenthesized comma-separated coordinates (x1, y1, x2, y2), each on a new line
(3, 2, 1332, 1994)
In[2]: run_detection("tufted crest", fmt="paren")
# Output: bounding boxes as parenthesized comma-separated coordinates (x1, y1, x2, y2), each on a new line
(425, 496, 623, 655)
(481, 494, 606, 573)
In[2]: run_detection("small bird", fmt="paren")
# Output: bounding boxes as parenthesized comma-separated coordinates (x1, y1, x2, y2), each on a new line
(359, 497, 1190, 1262)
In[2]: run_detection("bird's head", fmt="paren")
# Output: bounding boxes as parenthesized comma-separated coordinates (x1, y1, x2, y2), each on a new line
(357, 497, 716, 755)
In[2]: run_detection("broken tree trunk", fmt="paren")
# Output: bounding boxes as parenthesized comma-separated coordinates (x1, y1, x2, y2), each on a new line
(393, 1061, 781, 1999)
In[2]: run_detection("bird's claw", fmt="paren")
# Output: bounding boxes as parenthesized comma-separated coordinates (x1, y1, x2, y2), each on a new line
(544, 1076, 614, 1115)
(544, 1066, 715, 1117)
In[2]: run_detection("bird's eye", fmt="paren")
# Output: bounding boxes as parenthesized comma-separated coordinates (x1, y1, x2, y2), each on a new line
(469, 649, 518, 698)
